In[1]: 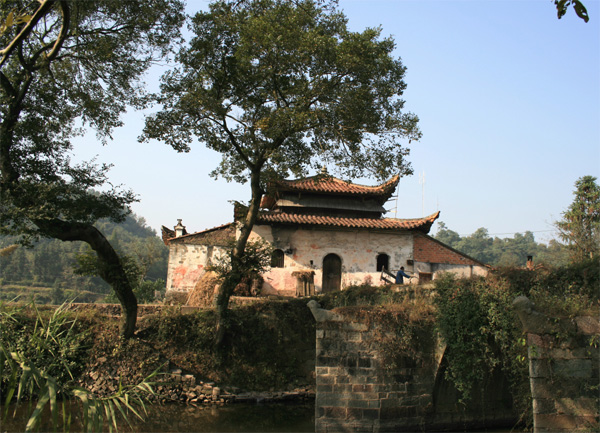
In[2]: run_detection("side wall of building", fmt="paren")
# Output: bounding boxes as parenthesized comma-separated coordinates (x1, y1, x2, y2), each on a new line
(166, 243, 228, 292)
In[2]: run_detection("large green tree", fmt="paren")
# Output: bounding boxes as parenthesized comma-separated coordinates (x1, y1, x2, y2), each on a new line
(556, 176, 600, 261)
(141, 0, 421, 342)
(0, 0, 184, 337)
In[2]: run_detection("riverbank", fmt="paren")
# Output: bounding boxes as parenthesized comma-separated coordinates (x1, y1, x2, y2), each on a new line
(0, 298, 318, 405)
(2, 263, 597, 431)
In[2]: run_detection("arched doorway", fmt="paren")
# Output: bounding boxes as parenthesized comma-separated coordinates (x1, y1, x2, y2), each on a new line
(376, 253, 390, 272)
(322, 253, 342, 293)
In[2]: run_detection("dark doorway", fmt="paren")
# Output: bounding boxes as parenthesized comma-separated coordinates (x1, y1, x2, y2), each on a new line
(376, 253, 389, 272)
(322, 253, 342, 293)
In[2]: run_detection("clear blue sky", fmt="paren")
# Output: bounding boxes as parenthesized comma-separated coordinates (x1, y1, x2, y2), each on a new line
(72, 0, 600, 242)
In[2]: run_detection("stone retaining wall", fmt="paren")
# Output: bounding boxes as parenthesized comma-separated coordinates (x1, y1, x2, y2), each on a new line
(67, 297, 262, 317)
(308, 300, 516, 433)
(514, 296, 599, 433)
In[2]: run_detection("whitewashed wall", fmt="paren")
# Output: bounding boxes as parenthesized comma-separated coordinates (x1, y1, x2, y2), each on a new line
(165, 225, 489, 297)
(250, 224, 415, 294)
(166, 243, 228, 292)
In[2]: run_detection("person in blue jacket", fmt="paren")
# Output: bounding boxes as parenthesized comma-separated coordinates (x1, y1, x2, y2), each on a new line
(395, 267, 412, 284)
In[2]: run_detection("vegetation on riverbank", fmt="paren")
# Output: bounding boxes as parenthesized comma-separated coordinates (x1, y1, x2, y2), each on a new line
(434, 259, 598, 427)
(0, 303, 156, 432)
(1, 260, 597, 430)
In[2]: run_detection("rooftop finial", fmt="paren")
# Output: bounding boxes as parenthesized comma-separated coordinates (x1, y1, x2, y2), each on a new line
(174, 219, 186, 237)
(320, 165, 328, 175)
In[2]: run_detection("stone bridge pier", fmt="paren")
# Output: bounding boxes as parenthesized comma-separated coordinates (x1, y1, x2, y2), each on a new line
(308, 300, 516, 433)
(513, 296, 599, 433)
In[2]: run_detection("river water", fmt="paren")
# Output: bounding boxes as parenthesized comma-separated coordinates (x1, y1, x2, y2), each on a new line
(3, 401, 526, 432)
(2, 402, 315, 433)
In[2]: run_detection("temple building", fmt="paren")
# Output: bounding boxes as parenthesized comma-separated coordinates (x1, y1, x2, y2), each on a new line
(162, 173, 488, 298)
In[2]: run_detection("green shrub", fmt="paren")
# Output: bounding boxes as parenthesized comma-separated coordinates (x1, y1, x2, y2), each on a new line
(318, 284, 405, 309)
(433, 260, 598, 426)
(0, 302, 156, 432)
(434, 275, 528, 406)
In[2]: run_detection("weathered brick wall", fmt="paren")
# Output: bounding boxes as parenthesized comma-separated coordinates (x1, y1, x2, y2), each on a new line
(165, 243, 229, 293)
(514, 296, 600, 433)
(309, 300, 516, 433)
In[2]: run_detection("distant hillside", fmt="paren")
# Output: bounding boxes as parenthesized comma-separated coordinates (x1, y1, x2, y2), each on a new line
(0, 215, 168, 303)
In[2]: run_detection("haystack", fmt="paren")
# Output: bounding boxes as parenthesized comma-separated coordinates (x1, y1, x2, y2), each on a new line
(186, 271, 220, 307)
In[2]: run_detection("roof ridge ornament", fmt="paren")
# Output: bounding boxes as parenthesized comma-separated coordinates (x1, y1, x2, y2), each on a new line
(174, 219, 186, 237)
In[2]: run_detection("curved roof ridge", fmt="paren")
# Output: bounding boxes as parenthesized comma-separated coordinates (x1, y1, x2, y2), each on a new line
(275, 173, 401, 196)
(385, 211, 440, 223)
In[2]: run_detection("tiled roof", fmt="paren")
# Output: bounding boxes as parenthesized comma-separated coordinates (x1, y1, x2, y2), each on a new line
(161, 225, 175, 245)
(257, 210, 440, 233)
(414, 233, 489, 267)
(273, 174, 400, 197)
(166, 223, 235, 245)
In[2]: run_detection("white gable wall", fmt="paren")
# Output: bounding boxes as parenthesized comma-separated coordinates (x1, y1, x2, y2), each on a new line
(166, 243, 228, 292)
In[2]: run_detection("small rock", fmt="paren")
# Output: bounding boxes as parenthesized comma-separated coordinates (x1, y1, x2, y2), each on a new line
(183, 374, 195, 385)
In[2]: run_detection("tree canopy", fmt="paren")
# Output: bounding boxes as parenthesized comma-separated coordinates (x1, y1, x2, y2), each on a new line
(1, 0, 184, 240)
(434, 222, 569, 267)
(142, 0, 421, 333)
(0, 0, 185, 337)
(556, 175, 600, 261)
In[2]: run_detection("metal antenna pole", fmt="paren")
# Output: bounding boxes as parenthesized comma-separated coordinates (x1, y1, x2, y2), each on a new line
(419, 171, 425, 216)
(394, 178, 399, 217)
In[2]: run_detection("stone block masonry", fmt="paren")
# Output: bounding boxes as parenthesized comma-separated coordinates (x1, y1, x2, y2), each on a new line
(308, 300, 517, 433)
(514, 296, 599, 433)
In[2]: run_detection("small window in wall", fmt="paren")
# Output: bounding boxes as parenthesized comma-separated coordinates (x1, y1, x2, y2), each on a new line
(271, 249, 285, 268)
(419, 272, 433, 283)
(376, 253, 390, 272)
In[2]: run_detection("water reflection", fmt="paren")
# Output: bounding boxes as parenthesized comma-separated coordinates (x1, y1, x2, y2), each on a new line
(2, 402, 315, 433)
(134, 402, 315, 432)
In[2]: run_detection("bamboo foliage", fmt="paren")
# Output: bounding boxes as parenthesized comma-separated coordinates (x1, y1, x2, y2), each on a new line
(0, 302, 157, 432)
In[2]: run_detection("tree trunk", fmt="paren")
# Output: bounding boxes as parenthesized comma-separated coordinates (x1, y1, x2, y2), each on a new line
(35, 219, 138, 339)
(214, 167, 264, 347)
